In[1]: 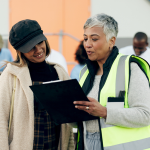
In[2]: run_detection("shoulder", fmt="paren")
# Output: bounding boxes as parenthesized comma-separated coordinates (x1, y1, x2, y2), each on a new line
(130, 62, 145, 74)
(130, 62, 149, 83)
(0, 64, 14, 84)
(130, 62, 139, 71)
(2, 63, 28, 77)
(146, 47, 150, 50)
(119, 46, 133, 54)
(119, 45, 132, 50)
(145, 47, 150, 54)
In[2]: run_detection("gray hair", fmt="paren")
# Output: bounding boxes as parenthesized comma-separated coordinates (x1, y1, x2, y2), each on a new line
(84, 13, 118, 42)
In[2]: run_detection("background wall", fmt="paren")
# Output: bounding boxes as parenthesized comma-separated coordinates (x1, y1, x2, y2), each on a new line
(9, 0, 90, 73)
(1, 0, 150, 73)
(91, 0, 150, 48)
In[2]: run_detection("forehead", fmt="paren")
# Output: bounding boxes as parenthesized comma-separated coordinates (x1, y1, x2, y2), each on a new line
(133, 38, 147, 46)
(84, 26, 104, 36)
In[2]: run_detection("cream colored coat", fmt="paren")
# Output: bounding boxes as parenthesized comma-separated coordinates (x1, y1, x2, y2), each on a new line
(0, 62, 75, 150)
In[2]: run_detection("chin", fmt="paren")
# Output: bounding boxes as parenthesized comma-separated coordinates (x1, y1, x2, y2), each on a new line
(88, 56, 97, 61)
(35, 58, 45, 63)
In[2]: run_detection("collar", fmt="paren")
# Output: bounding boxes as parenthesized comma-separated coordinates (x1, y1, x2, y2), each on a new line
(85, 46, 119, 77)
(28, 60, 47, 70)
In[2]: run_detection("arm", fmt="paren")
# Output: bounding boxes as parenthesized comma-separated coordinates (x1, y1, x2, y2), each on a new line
(74, 62, 150, 128)
(0, 70, 13, 149)
(106, 62, 150, 128)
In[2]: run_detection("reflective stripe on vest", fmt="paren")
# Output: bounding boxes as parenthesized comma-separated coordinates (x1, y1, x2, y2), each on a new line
(78, 53, 150, 150)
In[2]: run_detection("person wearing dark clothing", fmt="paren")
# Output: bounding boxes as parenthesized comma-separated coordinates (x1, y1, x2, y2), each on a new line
(0, 19, 74, 150)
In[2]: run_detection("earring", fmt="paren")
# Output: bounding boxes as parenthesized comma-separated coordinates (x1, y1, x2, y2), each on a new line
(109, 47, 112, 51)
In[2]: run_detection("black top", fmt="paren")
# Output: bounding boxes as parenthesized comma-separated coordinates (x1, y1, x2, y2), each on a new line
(28, 60, 57, 82)
(28, 60, 58, 110)
(27, 60, 60, 149)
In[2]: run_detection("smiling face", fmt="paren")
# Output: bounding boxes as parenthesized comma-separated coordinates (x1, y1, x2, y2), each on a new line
(133, 38, 148, 56)
(83, 26, 115, 64)
(23, 41, 46, 63)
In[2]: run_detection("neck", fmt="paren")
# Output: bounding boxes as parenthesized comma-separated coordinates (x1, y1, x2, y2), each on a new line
(28, 60, 47, 70)
(96, 51, 111, 75)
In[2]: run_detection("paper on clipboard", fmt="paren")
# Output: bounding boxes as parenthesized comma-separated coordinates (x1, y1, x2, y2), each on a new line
(43, 80, 62, 84)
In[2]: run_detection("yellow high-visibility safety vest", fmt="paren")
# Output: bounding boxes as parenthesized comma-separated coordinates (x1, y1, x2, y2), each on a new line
(77, 53, 150, 150)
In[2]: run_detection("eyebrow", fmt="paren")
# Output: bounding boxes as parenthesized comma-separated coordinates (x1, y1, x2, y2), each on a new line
(84, 34, 100, 37)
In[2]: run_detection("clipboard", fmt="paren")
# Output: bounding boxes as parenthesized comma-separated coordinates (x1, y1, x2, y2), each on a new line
(30, 79, 98, 124)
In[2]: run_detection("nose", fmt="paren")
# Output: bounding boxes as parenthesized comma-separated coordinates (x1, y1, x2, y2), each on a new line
(34, 45, 42, 53)
(85, 39, 92, 48)
(135, 47, 140, 51)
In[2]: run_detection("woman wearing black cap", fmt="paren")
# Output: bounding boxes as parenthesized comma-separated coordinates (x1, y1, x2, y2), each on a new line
(0, 19, 75, 150)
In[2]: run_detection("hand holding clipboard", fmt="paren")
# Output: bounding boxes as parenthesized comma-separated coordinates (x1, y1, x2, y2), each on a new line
(30, 79, 98, 124)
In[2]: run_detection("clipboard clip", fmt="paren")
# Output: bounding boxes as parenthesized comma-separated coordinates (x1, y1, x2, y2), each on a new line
(118, 91, 125, 97)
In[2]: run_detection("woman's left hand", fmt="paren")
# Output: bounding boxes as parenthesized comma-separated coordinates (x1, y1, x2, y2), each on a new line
(73, 97, 107, 118)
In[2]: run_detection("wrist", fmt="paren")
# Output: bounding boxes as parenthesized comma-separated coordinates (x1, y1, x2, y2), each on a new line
(102, 107, 107, 119)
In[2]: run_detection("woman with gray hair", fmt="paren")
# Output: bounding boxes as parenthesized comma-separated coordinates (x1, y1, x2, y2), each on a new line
(74, 13, 150, 150)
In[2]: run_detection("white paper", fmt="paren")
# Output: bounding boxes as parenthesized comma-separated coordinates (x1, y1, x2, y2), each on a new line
(42, 80, 62, 84)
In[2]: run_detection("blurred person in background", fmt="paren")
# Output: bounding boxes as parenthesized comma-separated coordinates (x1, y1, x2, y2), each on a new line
(46, 49, 68, 73)
(73, 14, 150, 150)
(119, 32, 150, 64)
(0, 34, 13, 73)
(0, 19, 74, 150)
(70, 40, 88, 81)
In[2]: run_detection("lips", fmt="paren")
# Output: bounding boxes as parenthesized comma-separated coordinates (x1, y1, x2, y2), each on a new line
(86, 51, 93, 55)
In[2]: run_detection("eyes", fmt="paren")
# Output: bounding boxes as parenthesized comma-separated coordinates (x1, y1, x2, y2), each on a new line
(84, 38, 98, 42)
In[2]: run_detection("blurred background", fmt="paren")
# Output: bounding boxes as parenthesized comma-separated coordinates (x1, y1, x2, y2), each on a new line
(0, 0, 150, 74)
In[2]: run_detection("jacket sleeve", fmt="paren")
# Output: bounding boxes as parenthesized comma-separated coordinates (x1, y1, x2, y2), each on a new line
(0, 70, 13, 150)
(106, 62, 150, 128)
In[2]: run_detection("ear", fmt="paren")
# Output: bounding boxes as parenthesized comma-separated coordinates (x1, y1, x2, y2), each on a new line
(109, 37, 116, 48)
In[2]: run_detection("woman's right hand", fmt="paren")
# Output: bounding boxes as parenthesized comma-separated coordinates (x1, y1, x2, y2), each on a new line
(74, 97, 107, 118)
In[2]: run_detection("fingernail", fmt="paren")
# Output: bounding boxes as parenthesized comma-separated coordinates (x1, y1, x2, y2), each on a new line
(75, 105, 77, 108)
(74, 101, 76, 104)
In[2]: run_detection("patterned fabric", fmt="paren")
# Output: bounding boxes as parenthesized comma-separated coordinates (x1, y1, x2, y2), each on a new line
(33, 81, 58, 150)
(33, 110, 57, 150)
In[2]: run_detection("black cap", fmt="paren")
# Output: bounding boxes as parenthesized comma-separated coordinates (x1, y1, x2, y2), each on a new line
(9, 19, 47, 53)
